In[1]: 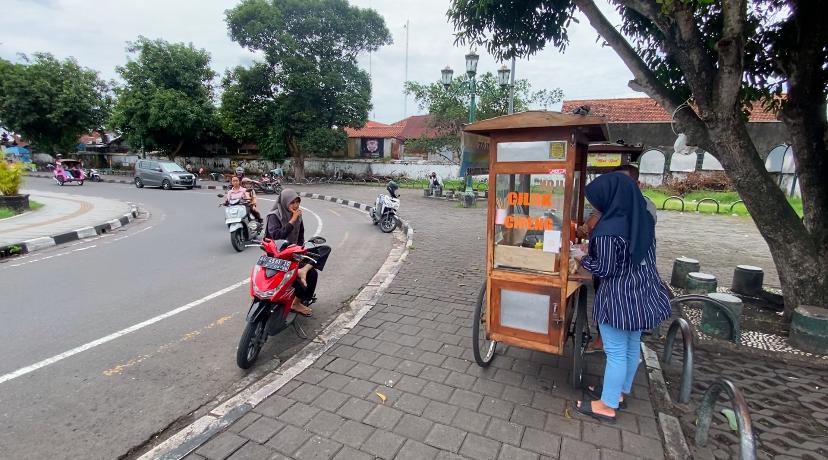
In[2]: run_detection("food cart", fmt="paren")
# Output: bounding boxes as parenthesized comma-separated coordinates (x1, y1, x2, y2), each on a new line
(462, 111, 610, 388)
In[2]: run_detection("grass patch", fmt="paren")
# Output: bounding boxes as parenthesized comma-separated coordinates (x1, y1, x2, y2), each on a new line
(0, 200, 44, 220)
(643, 189, 802, 217)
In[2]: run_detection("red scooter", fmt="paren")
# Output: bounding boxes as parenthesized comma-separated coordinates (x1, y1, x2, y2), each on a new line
(236, 236, 326, 369)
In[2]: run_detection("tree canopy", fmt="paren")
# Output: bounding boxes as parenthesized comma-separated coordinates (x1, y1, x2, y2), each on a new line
(448, 0, 828, 319)
(404, 72, 563, 158)
(0, 53, 110, 154)
(110, 37, 217, 158)
(221, 0, 392, 178)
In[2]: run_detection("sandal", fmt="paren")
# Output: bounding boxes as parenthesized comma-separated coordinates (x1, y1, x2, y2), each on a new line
(575, 397, 617, 424)
(584, 385, 628, 409)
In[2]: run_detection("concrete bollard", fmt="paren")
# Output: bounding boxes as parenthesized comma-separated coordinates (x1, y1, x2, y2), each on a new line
(701, 293, 743, 342)
(686, 272, 717, 295)
(671, 257, 701, 288)
(731, 265, 764, 296)
(789, 306, 828, 354)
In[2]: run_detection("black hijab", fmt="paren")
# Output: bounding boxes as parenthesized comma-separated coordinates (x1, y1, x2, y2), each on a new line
(585, 172, 654, 265)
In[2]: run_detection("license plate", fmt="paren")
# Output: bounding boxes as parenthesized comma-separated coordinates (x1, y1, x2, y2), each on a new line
(257, 256, 291, 271)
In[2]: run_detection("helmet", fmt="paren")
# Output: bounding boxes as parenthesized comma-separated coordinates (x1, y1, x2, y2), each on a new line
(235, 167, 244, 177)
(386, 180, 399, 198)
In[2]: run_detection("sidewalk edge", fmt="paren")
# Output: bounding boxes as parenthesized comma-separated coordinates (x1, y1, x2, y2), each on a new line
(642, 343, 693, 460)
(137, 192, 413, 460)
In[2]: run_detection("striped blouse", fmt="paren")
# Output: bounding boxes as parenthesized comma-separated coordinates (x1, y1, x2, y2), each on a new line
(581, 235, 671, 331)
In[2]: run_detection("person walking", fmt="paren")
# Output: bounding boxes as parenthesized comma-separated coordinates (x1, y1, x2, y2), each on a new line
(574, 172, 671, 423)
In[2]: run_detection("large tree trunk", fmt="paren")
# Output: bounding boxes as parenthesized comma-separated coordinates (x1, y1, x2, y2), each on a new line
(289, 138, 305, 181)
(169, 140, 184, 161)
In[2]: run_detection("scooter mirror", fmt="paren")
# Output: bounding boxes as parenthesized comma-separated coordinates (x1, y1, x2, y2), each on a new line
(217, 193, 225, 198)
(308, 236, 326, 245)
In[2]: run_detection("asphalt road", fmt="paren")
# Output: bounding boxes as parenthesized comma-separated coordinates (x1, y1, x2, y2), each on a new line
(0, 177, 390, 459)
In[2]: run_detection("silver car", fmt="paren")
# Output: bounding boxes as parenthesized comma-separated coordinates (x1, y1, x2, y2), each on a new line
(134, 160, 195, 190)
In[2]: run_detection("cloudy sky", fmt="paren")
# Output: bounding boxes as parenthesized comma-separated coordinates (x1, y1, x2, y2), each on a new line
(2, 0, 637, 124)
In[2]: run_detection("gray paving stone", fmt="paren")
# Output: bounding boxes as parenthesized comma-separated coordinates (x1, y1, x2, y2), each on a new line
(312, 389, 351, 412)
(226, 442, 280, 460)
(332, 446, 374, 460)
(442, 357, 472, 373)
(370, 368, 404, 387)
(422, 381, 455, 402)
(416, 338, 444, 353)
(361, 429, 406, 459)
(320, 373, 353, 391)
(582, 421, 621, 450)
(327, 357, 359, 374)
(600, 449, 641, 460)
(346, 363, 380, 380)
(472, 379, 506, 398)
(351, 349, 382, 365)
(418, 351, 449, 366)
(395, 439, 440, 460)
(393, 413, 434, 441)
(239, 415, 285, 444)
(445, 371, 477, 390)
(493, 368, 525, 387)
(332, 420, 375, 449)
(621, 431, 664, 460)
(560, 437, 599, 460)
(294, 435, 343, 460)
(290, 383, 327, 404)
(364, 404, 404, 430)
(196, 432, 247, 460)
(450, 408, 491, 435)
(511, 405, 547, 430)
(459, 433, 502, 460)
(485, 417, 524, 446)
(393, 392, 430, 415)
(228, 412, 262, 434)
(521, 427, 562, 457)
(502, 385, 534, 406)
(341, 378, 377, 399)
(278, 402, 320, 427)
(422, 400, 460, 425)
(337, 397, 375, 421)
(396, 375, 428, 394)
(306, 410, 346, 437)
(436, 452, 473, 460)
(424, 423, 468, 453)
(374, 354, 403, 370)
(449, 389, 484, 411)
(636, 414, 660, 439)
(396, 360, 426, 376)
(478, 397, 515, 420)
(498, 444, 540, 460)
(531, 393, 566, 413)
(297, 368, 332, 385)
(544, 413, 582, 439)
(254, 395, 295, 418)
(265, 424, 312, 456)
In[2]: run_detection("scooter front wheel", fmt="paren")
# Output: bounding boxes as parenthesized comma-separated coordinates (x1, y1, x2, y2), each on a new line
(231, 228, 245, 252)
(236, 317, 267, 369)
(379, 214, 398, 233)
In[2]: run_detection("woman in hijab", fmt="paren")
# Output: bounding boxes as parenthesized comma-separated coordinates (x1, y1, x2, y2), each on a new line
(575, 172, 671, 424)
(264, 188, 331, 317)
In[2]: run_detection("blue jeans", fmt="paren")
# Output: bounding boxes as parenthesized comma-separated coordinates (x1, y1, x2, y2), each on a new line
(599, 323, 642, 409)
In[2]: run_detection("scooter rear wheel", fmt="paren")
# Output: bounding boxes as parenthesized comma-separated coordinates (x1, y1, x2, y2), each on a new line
(237, 317, 267, 369)
(380, 214, 398, 233)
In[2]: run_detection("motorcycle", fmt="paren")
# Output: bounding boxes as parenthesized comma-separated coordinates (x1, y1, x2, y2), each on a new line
(86, 168, 103, 182)
(218, 194, 262, 252)
(258, 174, 282, 195)
(370, 192, 401, 233)
(236, 236, 327, 369)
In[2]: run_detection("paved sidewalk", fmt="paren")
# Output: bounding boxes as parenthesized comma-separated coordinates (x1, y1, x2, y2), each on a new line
(0, 188, 135, 252)
(185, 185, 664, 460)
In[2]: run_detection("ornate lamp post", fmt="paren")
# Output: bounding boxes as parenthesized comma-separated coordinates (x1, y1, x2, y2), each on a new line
(442, 51, 481, 199)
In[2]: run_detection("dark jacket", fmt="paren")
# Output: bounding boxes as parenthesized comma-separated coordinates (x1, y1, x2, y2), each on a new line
(265, 214, 304, 244)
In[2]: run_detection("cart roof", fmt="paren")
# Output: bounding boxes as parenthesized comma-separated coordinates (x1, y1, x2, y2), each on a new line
(463, 111, 609, 142)
(588, 142, 645, 162)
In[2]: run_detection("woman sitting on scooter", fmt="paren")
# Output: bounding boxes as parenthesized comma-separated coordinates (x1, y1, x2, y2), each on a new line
(223, 176, 263, 223)
(264, 188, 331, 317)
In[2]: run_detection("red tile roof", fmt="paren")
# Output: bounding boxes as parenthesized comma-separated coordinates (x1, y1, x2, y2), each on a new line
(562, 97, 779, 123)
(345, 121, 404, 138)
(392, 114, 443, 139)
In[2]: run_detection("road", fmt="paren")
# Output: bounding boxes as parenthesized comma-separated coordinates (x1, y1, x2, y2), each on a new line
(0, 177, 390, 459)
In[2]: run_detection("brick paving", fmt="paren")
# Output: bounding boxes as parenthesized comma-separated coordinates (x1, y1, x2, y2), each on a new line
(187, 185, 665, 460)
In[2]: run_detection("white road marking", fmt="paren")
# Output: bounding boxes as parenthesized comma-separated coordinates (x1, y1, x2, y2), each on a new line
(302, 206, 323, 237)
(0, 279, 248, 385)
(72, 245, 96, 252)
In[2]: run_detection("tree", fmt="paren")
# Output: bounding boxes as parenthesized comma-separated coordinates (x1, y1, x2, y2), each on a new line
(405, 72, 563, 159)
(221, 0, 392, 179)
(0, 54, 110, 154)
(448, 0, 828, 320)
(110, 37, 217, 159)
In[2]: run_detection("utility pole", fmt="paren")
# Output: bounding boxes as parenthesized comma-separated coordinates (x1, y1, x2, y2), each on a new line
(403, 19, 410, 119)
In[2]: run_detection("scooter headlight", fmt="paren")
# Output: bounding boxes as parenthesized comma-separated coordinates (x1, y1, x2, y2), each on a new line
(252, 267, 295, 298)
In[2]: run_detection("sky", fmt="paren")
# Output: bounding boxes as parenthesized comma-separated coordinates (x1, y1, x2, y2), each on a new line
(1, 0, 639, 125)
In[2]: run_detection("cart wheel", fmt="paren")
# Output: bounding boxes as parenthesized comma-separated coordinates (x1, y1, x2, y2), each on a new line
(570, 300, 588, 388)
(472, 282, 496, 367)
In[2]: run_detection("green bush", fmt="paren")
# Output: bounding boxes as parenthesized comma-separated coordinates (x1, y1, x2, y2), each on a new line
(0, 162, 25, 196)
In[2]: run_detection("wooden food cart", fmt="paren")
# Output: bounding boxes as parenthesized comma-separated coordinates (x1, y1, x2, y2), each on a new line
(462, 111, 610, 388)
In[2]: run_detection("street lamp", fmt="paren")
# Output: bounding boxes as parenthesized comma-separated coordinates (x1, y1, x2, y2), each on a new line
(497, 65, 510, 87)
(441, 66, 454, 88)
(465, 51, 479, 77)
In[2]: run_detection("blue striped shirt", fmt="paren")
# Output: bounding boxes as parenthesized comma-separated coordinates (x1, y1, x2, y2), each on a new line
(581, 235, 671, 331)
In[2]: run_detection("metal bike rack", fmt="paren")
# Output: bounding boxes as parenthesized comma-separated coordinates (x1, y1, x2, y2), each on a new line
(729, 200, 746, 213)
(696, 378, 756, 460)
(662, 316, 695, 404)
(671, 295, 740, 342)
(662, 196, 686, 212)
(696, 198, 720, 213)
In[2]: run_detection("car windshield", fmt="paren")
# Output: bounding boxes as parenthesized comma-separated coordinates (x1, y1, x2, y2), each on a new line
(161, 163, 186, 173)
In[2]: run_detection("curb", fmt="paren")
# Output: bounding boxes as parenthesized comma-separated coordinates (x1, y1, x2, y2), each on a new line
(26, 173, 227, 190)
(642, 343, 693, 459)
(0, 203, 141, 259)
(137, 193, 413, 460)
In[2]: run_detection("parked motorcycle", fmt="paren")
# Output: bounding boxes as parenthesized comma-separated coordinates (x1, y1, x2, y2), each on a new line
(370, 192, 401, 233)
(86, 168, 103, 182)
(258, 174, 282, 194)
(236, 236, 327, 369)
(218, 194, 262, 252)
